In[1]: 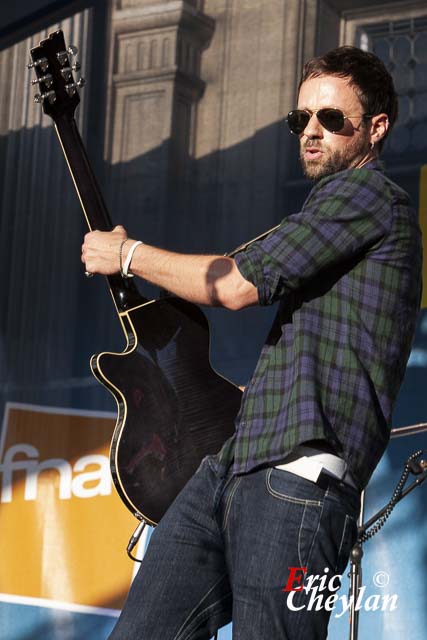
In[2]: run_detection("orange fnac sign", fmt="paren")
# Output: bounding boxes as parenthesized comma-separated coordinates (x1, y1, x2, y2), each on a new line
(0, 403, 144, 611)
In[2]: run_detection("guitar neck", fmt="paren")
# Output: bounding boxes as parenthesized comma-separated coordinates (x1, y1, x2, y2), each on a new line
(54, 112, 147, 312)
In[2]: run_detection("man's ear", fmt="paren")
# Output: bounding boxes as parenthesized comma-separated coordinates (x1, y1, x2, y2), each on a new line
(370, 112, 389, 146)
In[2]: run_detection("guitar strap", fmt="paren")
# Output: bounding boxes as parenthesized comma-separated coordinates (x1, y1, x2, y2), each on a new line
(225, 223, 282, 258)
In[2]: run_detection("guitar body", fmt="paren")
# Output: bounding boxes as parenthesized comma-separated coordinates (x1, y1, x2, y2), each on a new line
(29, 30, 242, 525)
(92, 297, 241, 525)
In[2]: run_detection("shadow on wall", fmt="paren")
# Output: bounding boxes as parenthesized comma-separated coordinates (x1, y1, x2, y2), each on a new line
(0, 119, 304, 415)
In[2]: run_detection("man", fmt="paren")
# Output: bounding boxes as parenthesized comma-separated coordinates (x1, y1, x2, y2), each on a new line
(82, 46, 422, 639)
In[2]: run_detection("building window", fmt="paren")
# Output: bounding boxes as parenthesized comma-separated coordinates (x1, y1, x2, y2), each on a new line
(357, 16, 427, 157)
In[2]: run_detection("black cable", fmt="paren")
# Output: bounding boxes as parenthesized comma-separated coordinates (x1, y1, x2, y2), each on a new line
(127, 549, 142, 563)
(358, 449, 426, 543)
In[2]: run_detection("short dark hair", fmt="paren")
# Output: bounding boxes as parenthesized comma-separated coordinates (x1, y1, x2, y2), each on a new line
(299, 46, 398, 150)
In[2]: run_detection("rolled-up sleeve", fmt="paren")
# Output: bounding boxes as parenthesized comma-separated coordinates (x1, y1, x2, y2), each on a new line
(234, 168, 393, 305)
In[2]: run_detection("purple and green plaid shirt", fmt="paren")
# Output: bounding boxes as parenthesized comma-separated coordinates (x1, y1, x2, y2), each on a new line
(218, 163, 422, 489)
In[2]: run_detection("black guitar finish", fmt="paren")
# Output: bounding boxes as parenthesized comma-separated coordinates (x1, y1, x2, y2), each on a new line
(30, 31, 242, 525)
(96, 298, 241, 524)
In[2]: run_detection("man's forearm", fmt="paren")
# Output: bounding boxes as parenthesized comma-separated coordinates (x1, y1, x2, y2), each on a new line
(81, 226, 258, 310)
(129, 242, 252, 308)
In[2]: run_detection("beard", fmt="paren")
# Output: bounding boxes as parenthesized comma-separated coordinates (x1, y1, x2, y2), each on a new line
(300, 131, 371, 180)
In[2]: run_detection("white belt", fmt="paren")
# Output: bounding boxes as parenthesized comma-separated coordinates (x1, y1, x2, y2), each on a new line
(275, 445, 358, 489)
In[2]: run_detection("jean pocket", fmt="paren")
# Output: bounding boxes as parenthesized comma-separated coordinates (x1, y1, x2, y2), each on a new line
(265, 468, 324, 507)
(265, 469, 324, 567)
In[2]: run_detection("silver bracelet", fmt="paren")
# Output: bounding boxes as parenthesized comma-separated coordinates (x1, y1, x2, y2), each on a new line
(122, 240, 143, 277)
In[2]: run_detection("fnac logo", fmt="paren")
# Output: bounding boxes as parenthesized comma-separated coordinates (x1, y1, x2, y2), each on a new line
(0, 403, 142, 610)
(1, 443, 111, 503)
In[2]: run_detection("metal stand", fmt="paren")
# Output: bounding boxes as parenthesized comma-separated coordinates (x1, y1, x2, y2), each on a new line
(349, 490, 365, 640)
(347, 448, 427, 640)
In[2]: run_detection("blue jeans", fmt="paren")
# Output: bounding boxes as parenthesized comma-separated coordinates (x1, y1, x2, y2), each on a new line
(109, 455, 360, 639)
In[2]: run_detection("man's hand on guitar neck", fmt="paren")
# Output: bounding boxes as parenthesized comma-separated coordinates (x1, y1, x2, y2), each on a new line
(81, 225, 258, 311)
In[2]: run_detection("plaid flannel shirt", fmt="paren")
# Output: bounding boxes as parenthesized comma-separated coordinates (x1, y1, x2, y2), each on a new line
(218, 163, 422, 489)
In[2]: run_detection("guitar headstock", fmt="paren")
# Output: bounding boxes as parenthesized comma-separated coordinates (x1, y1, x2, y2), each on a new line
(29, 30, 85, 121)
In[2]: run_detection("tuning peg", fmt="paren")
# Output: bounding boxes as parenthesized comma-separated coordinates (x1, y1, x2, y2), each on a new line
(67, 45, 78, 57)
(34, 90, 56, 105)
(27, 57, 49, 73)
(31, 73, 53, 88)
(60, 67, 73, 82)
(56, 50, 69, 66)
(64, 77, 86, 96)
(65, 83, 77, 96)
(72, 61, 81, 72)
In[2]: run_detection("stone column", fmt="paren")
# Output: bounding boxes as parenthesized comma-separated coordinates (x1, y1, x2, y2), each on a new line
(105, 0, 214, 246)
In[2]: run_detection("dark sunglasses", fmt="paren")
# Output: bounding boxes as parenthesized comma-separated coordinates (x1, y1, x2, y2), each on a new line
(286, 108, 372, 135)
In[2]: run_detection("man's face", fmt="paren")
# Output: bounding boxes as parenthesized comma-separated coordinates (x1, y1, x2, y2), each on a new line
(297, 74, 373, 180)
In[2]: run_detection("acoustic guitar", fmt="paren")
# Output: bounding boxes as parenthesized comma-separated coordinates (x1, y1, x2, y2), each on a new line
(29, 30, 242, 526)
